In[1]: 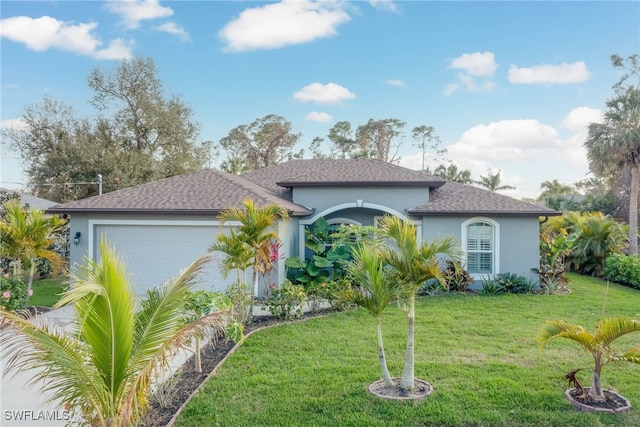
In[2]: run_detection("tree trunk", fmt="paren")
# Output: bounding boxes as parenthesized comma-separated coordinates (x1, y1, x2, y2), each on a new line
(194, 337, 202, 373)
(400, 295, 415, 391)
(377, 319, 393, 388)
(23, 259, 36, 308)
(589, 359, 605, 401)
(628, 164, 639, 256)
(248, 269, 258, 323)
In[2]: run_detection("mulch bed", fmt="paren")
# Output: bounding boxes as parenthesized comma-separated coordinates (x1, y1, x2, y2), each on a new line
(140, 311, 335, 427)
(567, 388, 631, 412)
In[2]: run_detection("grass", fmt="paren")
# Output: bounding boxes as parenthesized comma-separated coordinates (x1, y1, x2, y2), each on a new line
(28, 276, 68, 307)
(176, 274, 640, 427)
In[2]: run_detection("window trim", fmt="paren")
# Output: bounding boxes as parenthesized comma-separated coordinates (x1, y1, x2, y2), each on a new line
(461, 217, 500, 279)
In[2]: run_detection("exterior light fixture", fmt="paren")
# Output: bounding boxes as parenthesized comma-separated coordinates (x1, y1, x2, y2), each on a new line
(73, 232, 81, 245)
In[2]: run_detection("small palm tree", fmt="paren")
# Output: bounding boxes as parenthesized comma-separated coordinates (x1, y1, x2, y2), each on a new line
(0, 239, 229, 426)
(377, 215, 458, 391)
(475, 170, 515, 192)
(0, 200, 66, 305)
(341, 245, 402, 388)
(537, 317, 640, 401)
(217, 199, 288, 321)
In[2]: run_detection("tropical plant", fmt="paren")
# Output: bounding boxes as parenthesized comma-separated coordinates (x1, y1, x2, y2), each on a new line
(0, 200, 66, 306)
(340, 243, 401, 388)
(493, 272, 537, 294)
(537, 227, 575, 289)
(440, 260, 474, 292)
(537, 316, 640, 401)
(479, 276, 504, 295)
(264, 279, 307, 320)
(215, 199, 288, 322)
(584, 54, 640, 255)
(475, 170, 515, 192)
(0, 274, 28, 311)
(430, 163, 474, 184)
(377, 215, 458, 391)
(0, 239, 230, 427)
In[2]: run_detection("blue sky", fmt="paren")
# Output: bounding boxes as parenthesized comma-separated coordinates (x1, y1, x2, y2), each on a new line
(1, 0, 639, 199)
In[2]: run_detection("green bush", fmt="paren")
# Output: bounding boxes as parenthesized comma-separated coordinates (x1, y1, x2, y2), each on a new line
(440, 260, 474, 292)
(0, 274, 28, 311)
(480, 273, 536, 295)
(604, 254, 640, 289)
(264, 280, 307, 320)
(479, 276, 504, 295)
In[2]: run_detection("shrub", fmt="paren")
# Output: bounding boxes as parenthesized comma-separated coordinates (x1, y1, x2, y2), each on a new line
(264, 280, 307, 320)
(479, 277, 504, 295)
(494, 272, 537, 294)
(224, 281, 253, 325)
(0, 275, 28, 311)
(440, 260, 474, 292)
(604, 254, 640, 289)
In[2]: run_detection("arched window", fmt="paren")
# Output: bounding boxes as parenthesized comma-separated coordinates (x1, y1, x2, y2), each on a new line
(461, 218, 499, 278)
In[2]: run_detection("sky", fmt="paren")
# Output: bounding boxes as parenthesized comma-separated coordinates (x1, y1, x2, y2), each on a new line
(1, 0, 639, 200)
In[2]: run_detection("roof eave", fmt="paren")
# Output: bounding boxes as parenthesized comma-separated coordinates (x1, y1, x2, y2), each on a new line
(46, 207, 311, 216)
(408, 209, 562, 217)
(276, 180, 445, 188)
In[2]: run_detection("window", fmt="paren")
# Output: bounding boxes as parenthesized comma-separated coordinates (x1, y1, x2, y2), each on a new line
(462, 218, 499, 277)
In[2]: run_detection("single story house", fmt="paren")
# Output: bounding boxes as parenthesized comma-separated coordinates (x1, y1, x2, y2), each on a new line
(48, 159, 559, 295)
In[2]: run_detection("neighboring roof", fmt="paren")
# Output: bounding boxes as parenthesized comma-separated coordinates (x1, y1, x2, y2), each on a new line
(47, 169, 311, 216)
(409, 181, 560, 216)
(242, 158, 445, 198)
(0, 187, 57, 210)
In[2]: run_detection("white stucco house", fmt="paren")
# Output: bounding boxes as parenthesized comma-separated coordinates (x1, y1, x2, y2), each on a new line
(48, 159, 559, 295)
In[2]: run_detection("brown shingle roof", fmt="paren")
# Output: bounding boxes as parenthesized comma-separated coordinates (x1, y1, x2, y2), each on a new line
(409, 181, 560, 216)
(241, 158, 445, 198)
(47, 169, 310, 216)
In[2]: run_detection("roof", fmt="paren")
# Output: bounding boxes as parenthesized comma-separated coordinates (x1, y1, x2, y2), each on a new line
(409, 181, 560, 216)
(0, 187, 57, 210)
(241, 158, 445, 198)
(47, 169, 311, 216)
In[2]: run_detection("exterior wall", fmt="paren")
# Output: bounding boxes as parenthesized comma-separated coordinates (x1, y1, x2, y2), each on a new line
(422, 215, 540, 289)
(292, 186, 428, 216)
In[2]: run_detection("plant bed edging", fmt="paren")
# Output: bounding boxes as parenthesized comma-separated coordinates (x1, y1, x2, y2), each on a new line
(368, 377, 433, 402)
(565, 388, 632, 413)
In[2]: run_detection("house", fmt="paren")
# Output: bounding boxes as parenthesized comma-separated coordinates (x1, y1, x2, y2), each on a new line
(47, 159, 559, 295)
(1, 187, 58, 210)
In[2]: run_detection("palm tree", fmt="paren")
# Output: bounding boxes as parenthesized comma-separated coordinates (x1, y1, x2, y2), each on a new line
(537, 179, 576, 202)
(217, 199, 289, 321)
(0, 200, 66, 305)
(341, 245, 402, 388)
(0, 239, 229, 426)
(377, 215, 458, 391)
(585, 83, 640, 255)
(432, 163, 474, 184)
(475, 170, 515, 192)
(537, 317, 640, 401)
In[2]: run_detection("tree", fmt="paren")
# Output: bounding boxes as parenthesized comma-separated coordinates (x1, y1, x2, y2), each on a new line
(427, 163, 474, 184)
(377, 215, 457, 391)
(216, 199, 289, 322)
(0, 239, 230, 426)
(340, 244, 401, 388)
(0, 200, 66, 305)
(219, 115, 302, 171)
(411, 125, 446, 171)
(585, 54, 640, 255)
(4, 57, 205, 202)
(327, 118, 406, 162)
(475, 170, 515, 192)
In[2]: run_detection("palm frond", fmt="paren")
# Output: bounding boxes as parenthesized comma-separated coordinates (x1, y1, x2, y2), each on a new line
(611, 347, 640, 365)
(537, 320, 597, 352)
(595, 317, 640, 348)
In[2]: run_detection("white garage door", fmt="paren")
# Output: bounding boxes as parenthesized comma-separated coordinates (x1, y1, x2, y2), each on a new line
(93, 222, 235, 296)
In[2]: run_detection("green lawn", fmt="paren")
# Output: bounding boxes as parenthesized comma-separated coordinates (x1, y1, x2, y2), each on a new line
(28, 276, 68, 307)
(176, 274, 640, 427)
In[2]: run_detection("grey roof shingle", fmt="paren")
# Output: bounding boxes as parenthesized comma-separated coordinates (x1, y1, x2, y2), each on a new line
(241, 158, 445, 198)
(409, 181, 560, 216)
(47, 169, 310, 216)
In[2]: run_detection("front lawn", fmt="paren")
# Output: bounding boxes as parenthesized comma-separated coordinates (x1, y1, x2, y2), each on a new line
(176, 274, 640, 427)
(28, 276, 68, 307)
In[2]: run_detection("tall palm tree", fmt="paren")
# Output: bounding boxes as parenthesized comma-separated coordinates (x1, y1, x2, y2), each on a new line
(432, 163, 474, 184)
(0, 239, 229, 427)
(537, 179, 575, 201)
(218, 199, 289, 320)
(538, 317, 640, 401)
(377, 215, 458, 391)
(585, 86, 640, 255)
(0, 200, 66, 305)
(341, 245, 402, 388)
(210, 228, 253, 285)
(475, 170, 515, 192)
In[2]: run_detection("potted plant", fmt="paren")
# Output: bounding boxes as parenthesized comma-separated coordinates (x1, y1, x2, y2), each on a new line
(537, 316, 640, 413)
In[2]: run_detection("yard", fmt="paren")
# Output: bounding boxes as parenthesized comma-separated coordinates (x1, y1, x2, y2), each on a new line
(175, 274, 640, 427)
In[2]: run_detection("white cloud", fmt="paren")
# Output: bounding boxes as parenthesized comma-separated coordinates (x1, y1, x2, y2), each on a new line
(153, 22, 190, 42)
(0, 16, 132, 59)
(508, 61, 590, 84)
(105, 0, 173, 29)
(219, 0, 351, 52)
(450, 51, 498, 77)
(1, 118, 27, 131)
(305, 112, 333, 122)
(386, 79, 406, 87)
(400, 117, 591, 199)
(369, 1, 399, 13)
(561, 106, 602, 133)
(293, 82, 355, 104)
